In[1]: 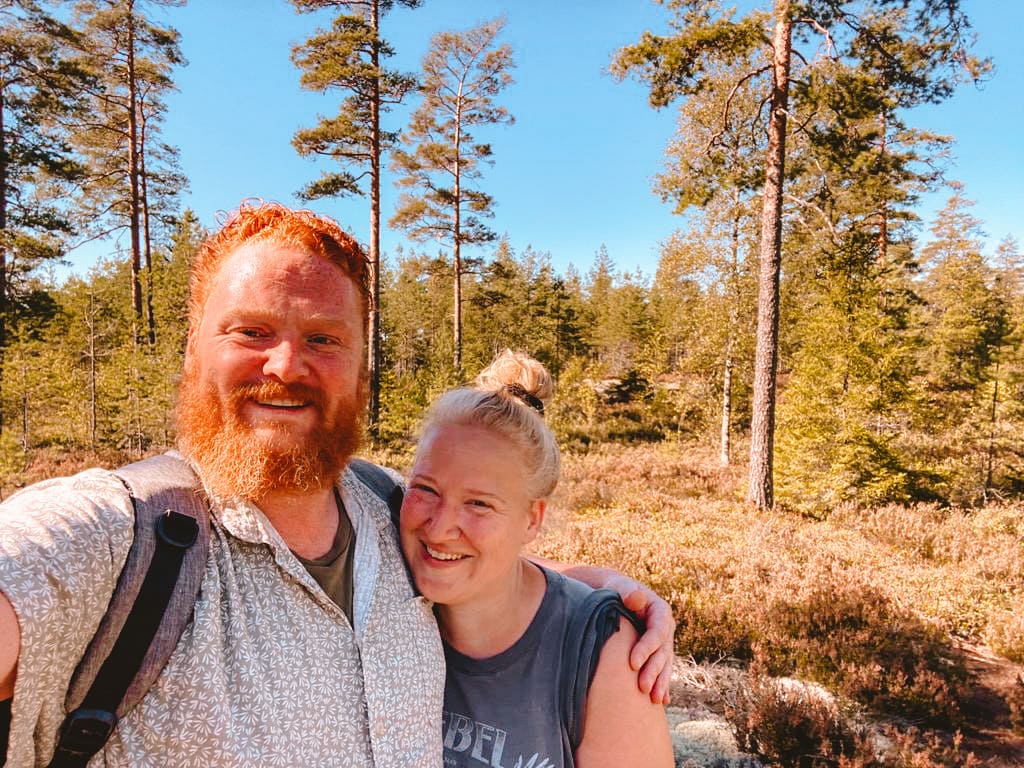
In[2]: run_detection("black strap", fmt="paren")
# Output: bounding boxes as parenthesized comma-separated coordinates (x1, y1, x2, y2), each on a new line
(560, 589, 645, 751)
(49, 511, 199, 768)
(0, 696, 10, 766)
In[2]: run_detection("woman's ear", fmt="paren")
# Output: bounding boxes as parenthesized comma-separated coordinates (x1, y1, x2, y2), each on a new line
(524, 498, 545, 544)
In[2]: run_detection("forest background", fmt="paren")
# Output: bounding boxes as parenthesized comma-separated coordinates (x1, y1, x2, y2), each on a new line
(3, 1, 1024, 764)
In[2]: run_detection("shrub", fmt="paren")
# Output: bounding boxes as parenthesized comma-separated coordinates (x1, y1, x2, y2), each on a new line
(984, 607, 1024, 665)
(728, 674, 855, 767)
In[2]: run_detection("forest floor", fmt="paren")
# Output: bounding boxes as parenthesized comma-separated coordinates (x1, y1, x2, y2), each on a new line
(530, 441, 1024, 767)
(957, 642, 1024, 766)
(660, 643, 1024, 767)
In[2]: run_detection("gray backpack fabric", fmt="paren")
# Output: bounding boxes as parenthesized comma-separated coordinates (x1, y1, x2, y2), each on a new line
(0, 452, 402, 768)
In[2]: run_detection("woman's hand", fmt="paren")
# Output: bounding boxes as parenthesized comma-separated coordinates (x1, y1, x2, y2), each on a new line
(602, 574, 675, 705)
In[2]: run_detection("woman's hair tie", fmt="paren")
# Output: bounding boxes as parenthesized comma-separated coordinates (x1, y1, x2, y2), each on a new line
(504, 383, 545, 415)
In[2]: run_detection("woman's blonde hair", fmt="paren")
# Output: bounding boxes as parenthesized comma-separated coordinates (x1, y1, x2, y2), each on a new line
(417, 350, 560, 499)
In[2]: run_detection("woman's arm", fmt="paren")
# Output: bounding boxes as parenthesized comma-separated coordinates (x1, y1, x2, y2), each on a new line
(529, 554, 676, 704)
(574, 616, 674, 768)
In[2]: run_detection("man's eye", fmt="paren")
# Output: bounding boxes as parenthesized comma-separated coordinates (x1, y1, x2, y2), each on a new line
(238, 328, 264, 339)
(309, 335, 336, 346)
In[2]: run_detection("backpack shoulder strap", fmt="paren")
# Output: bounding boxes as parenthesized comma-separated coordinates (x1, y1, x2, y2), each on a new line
(50, 451, 210, 767)
(348, 457, 404, 528)
(559, 587, 645, 752)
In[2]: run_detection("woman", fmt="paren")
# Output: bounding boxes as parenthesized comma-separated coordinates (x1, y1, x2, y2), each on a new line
(400, 350, 673, 768)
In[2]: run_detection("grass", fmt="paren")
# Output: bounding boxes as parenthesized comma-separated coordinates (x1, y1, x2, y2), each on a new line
(529, 441, 1024, 766)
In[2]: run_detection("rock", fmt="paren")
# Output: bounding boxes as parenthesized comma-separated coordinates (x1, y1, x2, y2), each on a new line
(666, 706, 762, 768)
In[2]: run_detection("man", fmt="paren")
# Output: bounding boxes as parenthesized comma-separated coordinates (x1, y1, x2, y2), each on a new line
(0, 202, 673, 766)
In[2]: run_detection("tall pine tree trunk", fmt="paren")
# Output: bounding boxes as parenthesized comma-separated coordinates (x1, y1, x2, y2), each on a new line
(140, 115, 156, 346)
(721, 195, 742, 467)
(452, 102, 463, 373)
(367, 0, 382, 438)
(721, 347, 733, 466)
(877, 110, 888, 267)
(126, 5, 144, 339)
(89, 299, 98, 450)
(984, 361, 999, 503)
(748, 0, 792, 510)
(0, 87, 7, 436)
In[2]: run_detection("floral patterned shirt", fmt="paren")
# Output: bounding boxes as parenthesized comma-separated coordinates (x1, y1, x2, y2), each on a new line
(0, 462, 444, 767)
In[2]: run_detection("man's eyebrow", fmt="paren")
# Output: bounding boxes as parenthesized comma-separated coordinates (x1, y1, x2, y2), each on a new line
(218, 309, 354, 326)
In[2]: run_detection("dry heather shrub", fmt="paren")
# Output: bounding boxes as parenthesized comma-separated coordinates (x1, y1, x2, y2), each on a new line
(536, 445, 1009, 731)
(760, 569, 965, 727)
(839, 727, 980, 768)
(984, 605, 1024, 664)
(728, 674, 855, 767)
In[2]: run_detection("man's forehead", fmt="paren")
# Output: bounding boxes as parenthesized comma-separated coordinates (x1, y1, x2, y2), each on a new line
(210, 240, 354, 290)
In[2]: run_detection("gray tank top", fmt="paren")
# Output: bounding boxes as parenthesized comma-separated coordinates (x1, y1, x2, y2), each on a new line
(441, 567, 637, 768)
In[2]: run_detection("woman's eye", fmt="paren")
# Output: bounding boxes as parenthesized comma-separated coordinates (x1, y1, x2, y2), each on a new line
(468, 499, 492, 511)
(411, 483, 438, 496)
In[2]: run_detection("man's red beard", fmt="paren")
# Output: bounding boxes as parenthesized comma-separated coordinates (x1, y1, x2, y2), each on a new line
(175, 368, 363, 501)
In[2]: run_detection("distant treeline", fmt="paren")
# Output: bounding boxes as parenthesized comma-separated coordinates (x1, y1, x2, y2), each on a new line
(5, 194, 1022, 512)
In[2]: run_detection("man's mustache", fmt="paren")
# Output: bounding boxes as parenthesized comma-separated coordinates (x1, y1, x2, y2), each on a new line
(229, 381, 326, 412)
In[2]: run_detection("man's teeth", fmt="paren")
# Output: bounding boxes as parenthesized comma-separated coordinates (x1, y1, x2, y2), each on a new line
(259, 399, 306, 407)
(426, 546, 467, 561)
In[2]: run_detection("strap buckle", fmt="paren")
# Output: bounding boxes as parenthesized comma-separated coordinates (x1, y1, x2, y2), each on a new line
(55, 708, 118, 758)
(156, 509, 199, 549)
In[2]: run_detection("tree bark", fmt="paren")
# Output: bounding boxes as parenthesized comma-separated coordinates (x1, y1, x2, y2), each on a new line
(140, 112, 156, 346)
(89, 291, 97, 450)
(721, 191, 743, 467)
(366, 0, 382, 438)
(747, 0, 792, 510)
(126, 4, 144, 338)
(877, 110, 888, 267)
(984, 361, 999, 503)
(452, 96, 463, 373)
(0, 86, 7, 435)
(721, 349, 733, 466)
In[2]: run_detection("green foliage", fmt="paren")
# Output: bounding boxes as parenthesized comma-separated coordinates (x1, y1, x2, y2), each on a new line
(390, 16, 514, 248)
(290, 0, 419, 201)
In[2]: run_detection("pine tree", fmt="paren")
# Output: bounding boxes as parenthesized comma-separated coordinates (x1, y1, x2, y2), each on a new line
(916, 190, 1009, 504)
(990, 236, 1024, 494)
(291, 0, 419, 437)
(613, 0, 988, 508)
(70, 0, 186, 344)
(390, 17, 514, 373)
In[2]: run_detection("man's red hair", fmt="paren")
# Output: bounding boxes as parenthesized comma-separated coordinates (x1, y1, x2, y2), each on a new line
(188, 200, 369, 332)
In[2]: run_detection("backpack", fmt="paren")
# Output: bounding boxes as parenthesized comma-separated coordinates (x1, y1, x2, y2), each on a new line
(1, 452, 402, 768)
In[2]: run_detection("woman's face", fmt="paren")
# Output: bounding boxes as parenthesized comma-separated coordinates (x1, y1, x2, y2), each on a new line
(400, 423, 544, 609)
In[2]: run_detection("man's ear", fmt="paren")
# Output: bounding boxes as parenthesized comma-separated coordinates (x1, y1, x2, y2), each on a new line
(524, 498, 545, 544)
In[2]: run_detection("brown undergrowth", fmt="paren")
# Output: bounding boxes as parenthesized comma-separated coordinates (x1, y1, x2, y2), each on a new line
(531, 442, 1024, 766)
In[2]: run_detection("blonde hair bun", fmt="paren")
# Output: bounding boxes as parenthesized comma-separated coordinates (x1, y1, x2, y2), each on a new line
(416, 349, 560, 499)
(474, 349, 553, 409)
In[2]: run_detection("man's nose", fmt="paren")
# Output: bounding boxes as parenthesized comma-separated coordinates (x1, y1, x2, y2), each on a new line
(262, 339, 309, 382)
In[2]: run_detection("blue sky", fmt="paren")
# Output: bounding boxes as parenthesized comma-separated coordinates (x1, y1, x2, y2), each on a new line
(80, 0, 1022, 279)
